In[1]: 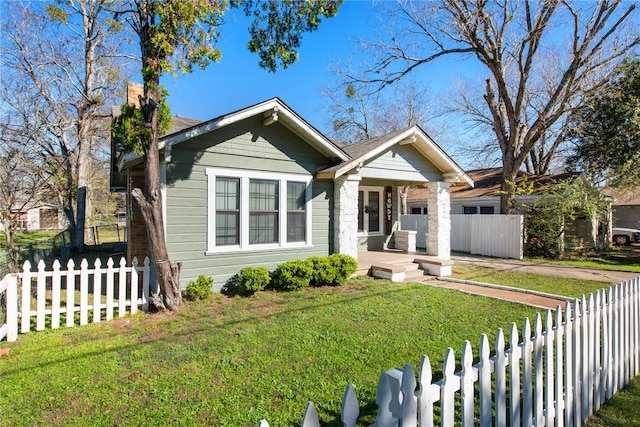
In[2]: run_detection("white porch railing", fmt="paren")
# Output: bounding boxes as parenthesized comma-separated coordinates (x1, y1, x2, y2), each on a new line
(260, 276, 640, 426)
(1, 257, 150, 342)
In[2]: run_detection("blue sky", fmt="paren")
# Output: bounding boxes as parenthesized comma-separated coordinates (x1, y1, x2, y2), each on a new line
(162, 1, 477, 140)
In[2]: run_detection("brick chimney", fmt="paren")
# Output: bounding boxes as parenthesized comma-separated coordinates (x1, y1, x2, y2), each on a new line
(127, 82, 144, 108)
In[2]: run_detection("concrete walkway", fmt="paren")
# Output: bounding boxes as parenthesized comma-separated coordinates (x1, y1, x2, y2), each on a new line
(357, 250, 639, 310)
(421, 278, 570, 310)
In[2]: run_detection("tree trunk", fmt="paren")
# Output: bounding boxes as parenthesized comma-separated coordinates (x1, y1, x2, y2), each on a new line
(130, 86, 181, 311)
(500, 161, 520, 214)
(2, 217, 18, 273)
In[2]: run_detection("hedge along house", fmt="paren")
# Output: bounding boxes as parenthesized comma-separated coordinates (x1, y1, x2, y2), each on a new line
(115, 98, 472, 291)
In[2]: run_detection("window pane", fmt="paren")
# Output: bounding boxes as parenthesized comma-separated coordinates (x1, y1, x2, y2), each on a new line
(216, 177, 239, 245)
(368, 191, 380, 232)
(250, 179, 278, 210)
(358, 191, 364, 232)
(249, 212, 278, 244)
(287, 182, 306, 242)
(216, 177, 239, 210)
(249, 179, 278, 244)
(216, 212, 238, 245)
(479, 206, 495, 214)
(463, 206, 477, 215)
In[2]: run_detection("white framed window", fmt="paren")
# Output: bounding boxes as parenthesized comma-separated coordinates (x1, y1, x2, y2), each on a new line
(358, 186, 383, 234)
(205, 168, 312, 253)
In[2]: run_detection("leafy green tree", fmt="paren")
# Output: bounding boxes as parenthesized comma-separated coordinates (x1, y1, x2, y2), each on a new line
(112, 0, 340, 311)
(524, 177, 609, 258)
(567, 57, 640, 186)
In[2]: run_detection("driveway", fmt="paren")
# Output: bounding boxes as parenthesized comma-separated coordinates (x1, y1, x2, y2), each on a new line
(451, 254, 639, 284)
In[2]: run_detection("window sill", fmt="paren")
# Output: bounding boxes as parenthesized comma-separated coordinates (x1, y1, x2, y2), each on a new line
(205, 242, 313, 255)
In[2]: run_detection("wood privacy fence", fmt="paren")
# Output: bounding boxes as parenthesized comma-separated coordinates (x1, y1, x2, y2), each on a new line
(0, 257, 150, 342)
(260, 277, 640, 427)
(451, 214, 524, 259)
(399, 214, 524, 259)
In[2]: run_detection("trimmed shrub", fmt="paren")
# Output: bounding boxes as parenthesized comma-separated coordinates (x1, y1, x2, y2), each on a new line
(307, 256, 336, 286)
(271, 259, 313, 291)
(183, 275, 214, 301)
(236, 266, 270, 296)
(328, 253, 358, 285)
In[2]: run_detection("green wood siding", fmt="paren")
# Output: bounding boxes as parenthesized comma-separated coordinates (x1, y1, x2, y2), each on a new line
(359, 144, 442, 181)
(164, 116, 334, 291)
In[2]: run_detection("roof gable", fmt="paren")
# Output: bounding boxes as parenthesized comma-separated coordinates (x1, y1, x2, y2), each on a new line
(317, 126, 472, 186)
(159, 98, 349, 162)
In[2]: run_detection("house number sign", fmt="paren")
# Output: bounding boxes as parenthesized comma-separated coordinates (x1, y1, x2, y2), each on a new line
(385, 186, 393, 235)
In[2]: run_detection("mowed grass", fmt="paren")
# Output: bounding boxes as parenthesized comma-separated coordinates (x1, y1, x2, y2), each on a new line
(0, 278, 541, 426)
(586, 375, 640, 427)
(526, 252, 640, 274)
(452, 264, 613, 298)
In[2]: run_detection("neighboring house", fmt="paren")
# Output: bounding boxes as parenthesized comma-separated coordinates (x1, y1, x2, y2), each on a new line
(114, 98, 472, 290)
(407, 168, 600, 247)
(0, 202, 64, 232)
(408, 168, 582, 215)
(602, 186, 640, 230)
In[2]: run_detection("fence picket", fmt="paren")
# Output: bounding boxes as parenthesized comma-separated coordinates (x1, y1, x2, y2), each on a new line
(495, 329, 507, 426)
(544, 309, 555, 426)
(441, 348, 457, 427)
(533, 313, 544, 427)
(461, 341, 474, 426)
(106, 258, 115, 320)
(36, 260, 46, 331)
(51, 260, 62, 329)
(80, 259, 89, 326)
(479, 334, 491, 427)
(522, 317, 533, 427)
(21, 260, 32, 333)
(580, 295, 590, 422)
(131, 258, 139, 315)
(417, 355, 434, 427)
(118, 258, 127, 317)
(606, 287, 614, 400)
(564, 302, 575, 427)
(399, 363, 417, 427)
(508, 323, 521, 427)
(594, 291, 603, 411)
(341, 384, 358, 427)
(554, 306, 565, 427)
(572, 298, 582, 425)
(66, 259, 76, 327)
(93, 259, 103, 323)
(301, 402, 319, 427)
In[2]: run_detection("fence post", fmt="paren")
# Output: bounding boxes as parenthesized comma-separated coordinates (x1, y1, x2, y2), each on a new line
(6, 274, 18, 342)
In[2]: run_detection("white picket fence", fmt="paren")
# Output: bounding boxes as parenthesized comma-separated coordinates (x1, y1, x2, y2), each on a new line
(260, 277, 640, 426)
(0, 257, 150, 342)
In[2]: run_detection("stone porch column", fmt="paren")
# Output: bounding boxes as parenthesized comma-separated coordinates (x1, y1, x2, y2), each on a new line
(426, 182, 451, 260)
(334, 174, 361, 259)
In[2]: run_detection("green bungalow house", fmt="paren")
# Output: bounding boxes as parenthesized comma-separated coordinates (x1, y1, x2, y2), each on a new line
(116, 98, 472, 291)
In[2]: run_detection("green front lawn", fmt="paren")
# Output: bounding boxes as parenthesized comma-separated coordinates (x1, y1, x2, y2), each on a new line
(453, 264, 613, 298)
(526, 252, 640, 273)
(1, 278, 540, 426)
